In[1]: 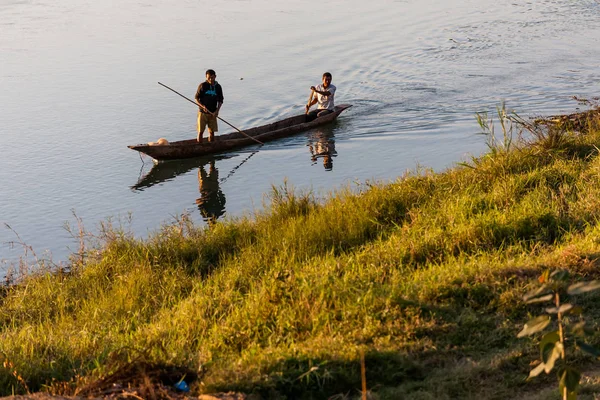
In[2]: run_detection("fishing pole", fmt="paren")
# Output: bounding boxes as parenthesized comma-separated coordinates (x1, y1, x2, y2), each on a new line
(158, 82, 264, 145)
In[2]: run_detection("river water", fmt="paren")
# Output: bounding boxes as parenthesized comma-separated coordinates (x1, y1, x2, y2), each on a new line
(2, 0, 600, 266)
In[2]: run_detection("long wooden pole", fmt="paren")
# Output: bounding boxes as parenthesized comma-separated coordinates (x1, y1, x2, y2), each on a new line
(158, 82, 263, 145)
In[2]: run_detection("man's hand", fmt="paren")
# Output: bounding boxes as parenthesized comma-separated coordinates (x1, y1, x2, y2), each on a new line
(305, 104, 310, 114)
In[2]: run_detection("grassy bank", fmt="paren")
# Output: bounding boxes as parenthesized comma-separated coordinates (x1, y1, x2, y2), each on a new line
(3, 108, 600, 399)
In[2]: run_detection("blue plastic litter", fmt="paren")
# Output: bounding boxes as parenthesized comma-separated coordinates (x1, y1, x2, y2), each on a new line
(174, 380, 190, 392)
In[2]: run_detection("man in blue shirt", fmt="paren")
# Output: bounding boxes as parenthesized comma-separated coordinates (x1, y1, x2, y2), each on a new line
(195, 69, 224, 143)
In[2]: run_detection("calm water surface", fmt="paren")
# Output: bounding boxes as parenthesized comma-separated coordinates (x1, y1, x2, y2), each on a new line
(2, 0, 600, 266)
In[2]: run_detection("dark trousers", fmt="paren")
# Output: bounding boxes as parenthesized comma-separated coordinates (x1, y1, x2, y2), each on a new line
(306, 109, 333, 122)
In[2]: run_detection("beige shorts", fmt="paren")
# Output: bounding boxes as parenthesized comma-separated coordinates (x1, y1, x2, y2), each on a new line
(197, 112, 218, 133)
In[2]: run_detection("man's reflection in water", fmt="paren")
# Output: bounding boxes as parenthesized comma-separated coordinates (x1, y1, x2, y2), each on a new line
(308, 129, 337, 171)
(196, 160, 226, 224)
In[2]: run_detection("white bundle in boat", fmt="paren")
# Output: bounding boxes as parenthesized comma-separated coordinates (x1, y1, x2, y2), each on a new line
(148, 138, 169, 146)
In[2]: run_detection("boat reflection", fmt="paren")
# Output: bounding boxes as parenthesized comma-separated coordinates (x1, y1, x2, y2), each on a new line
(131, 151, 257, 224)
(306, 125, 337, 171)
(130, 154, 233, 191)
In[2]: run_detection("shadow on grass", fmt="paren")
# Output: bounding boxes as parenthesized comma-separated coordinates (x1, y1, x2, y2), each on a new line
(210, 351, 424, 399)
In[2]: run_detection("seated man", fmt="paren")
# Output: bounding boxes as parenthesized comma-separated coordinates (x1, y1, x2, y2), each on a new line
(305, 72, 336, 121)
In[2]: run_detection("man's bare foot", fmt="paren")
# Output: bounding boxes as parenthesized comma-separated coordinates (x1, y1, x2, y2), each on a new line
(197, 137, 203, 143)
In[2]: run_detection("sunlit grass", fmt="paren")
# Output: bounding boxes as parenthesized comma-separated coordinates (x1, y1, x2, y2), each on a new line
(3, 108, 600, 398)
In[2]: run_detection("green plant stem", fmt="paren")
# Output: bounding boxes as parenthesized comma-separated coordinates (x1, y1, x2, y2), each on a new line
(555, 292, 568, 400)
(556, 293, 566, 360)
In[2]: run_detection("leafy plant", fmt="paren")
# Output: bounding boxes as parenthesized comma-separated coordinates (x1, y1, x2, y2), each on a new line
(476, 102, 517, 153)
(518, 269, 600, 399)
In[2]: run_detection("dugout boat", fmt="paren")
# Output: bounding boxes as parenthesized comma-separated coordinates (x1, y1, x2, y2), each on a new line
(127, 104, 352, 162)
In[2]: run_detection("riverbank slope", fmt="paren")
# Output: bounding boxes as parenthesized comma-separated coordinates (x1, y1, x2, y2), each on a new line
(3, 109, 600, 399)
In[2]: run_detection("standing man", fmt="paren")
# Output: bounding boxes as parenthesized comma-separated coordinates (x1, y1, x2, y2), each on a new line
(305, 72, 336, 121)
(195, 69, 224, 143)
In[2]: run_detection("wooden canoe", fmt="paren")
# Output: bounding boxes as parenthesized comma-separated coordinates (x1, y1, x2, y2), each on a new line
(128, 104, 352, 161)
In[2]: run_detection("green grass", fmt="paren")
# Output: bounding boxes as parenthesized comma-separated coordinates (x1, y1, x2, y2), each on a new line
(3, 110, 600, 398)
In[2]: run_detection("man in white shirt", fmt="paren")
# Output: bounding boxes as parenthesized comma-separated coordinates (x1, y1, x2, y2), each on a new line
(305, 72, 336, 121)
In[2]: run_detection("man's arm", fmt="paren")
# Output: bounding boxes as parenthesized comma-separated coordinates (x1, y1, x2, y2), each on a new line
(194, 84, 203, 105)
(310, 86, 332, 96)
(305, 90, 318, 113)
(215, 85, 224, 116)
